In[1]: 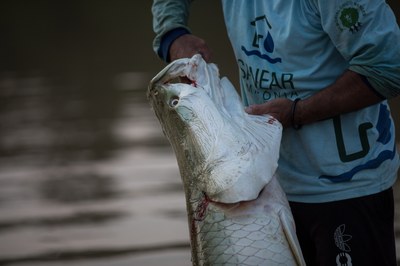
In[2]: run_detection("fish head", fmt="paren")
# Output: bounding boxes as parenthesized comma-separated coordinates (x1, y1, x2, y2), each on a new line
(148, 55, 224, 173)
(148, 55, 282, 204)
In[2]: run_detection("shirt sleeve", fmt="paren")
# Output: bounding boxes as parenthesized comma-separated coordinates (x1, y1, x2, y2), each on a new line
(152, 0, 193, 60)
(313, 0, 400, 99)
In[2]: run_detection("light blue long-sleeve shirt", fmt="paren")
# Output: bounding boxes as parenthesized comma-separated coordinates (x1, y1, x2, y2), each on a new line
(152, 0, 400, 203)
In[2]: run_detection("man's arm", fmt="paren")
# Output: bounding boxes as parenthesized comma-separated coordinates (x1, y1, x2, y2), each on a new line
(152, 0, 191, 61)
(246, 71, 384, 128)
(152, 0, 212, 62)
(296, 71, 384, 126)
(317, 0, 400, 100)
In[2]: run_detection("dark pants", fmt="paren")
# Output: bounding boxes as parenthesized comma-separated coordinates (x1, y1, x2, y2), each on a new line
(289, 188, 397, 266)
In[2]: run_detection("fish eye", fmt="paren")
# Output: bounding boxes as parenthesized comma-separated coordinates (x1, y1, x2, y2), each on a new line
(169, 96, 180, 107)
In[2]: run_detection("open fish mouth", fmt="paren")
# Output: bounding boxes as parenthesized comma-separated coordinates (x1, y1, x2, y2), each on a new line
(148, 55, 282, 204)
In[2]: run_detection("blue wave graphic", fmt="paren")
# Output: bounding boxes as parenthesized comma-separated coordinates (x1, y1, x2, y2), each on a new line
(241, 46, 282, 64)
(319, 143, 397, 183)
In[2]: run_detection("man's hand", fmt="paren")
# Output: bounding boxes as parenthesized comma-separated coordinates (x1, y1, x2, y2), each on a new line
(245, 71, 384, 129)
(169, 34, 213, 62)
(245, 98, 295, 128)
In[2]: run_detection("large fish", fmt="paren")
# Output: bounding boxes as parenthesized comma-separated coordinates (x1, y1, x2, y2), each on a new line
(148, 55, 305, 266)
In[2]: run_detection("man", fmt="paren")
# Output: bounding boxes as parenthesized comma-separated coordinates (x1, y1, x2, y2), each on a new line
(152, 1, 400, 265)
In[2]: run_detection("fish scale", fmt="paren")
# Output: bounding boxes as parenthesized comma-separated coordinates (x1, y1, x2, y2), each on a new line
(148, 55, 306, 265)
(190, 184, 299, 265)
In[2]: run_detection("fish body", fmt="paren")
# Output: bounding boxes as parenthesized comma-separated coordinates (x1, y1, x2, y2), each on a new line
(148, 55, 305, 265)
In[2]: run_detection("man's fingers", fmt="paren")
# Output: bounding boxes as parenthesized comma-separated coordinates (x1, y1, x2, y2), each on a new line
(245, 104, 266, 115)
(169, 34, 213, 62)
(198, 48, 212, 62)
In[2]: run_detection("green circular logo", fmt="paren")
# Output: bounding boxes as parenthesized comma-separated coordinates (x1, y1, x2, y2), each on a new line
(340, 8, 359, 29)
(335, 2, 365, 33)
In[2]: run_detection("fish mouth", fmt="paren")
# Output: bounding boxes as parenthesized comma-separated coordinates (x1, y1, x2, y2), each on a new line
(154, 76, 197, 90)
(149, 77, 195, 108)
(167, 76, 196, 86)
(147, 56, 205, 115)
(148, 54, 203, 97)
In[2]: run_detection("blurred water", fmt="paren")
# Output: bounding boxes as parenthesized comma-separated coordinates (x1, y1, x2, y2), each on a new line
(0, 72, 192, 266)
(0, 1, 214, 265)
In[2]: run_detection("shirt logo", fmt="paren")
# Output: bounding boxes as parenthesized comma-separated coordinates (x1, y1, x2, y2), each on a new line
(241, 15, 282, 64)
(335, 1, 366, 33)
(334, 224, 353, 266)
